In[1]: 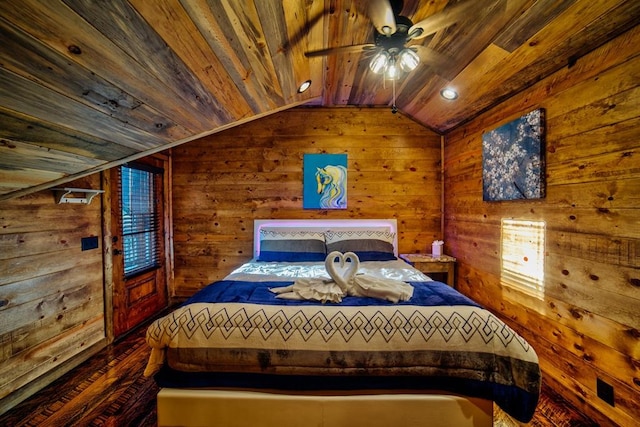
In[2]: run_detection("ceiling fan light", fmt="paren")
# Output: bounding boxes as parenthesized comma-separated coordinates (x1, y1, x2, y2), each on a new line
(385, 60, 399, 80)
(398, 49, 419, 72)
(369, 51, 390, 74)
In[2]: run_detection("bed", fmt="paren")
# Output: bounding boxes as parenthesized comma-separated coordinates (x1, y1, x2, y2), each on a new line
(146, 219, 540, 427)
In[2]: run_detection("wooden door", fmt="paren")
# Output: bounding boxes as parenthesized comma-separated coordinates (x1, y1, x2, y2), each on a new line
(110, 157, 168, 338)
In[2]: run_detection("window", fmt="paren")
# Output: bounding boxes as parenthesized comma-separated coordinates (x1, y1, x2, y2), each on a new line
(501, 219, 546, 299)
(120, 164, 162, 277)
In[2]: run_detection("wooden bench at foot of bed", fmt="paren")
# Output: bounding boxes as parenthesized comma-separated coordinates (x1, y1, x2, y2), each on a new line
(157, 388, 493, 427)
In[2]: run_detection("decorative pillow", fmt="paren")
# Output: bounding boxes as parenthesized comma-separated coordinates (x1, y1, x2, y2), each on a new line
(258, 228, 326, 262)
(324, 229, 396, 261)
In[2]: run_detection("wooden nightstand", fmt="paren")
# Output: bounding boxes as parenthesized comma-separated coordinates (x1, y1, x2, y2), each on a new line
(399, 253, 457, 287)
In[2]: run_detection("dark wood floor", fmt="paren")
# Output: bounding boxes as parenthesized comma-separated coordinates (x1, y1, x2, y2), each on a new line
(0, 319, 159, 427)
(0, 315, 598, 427)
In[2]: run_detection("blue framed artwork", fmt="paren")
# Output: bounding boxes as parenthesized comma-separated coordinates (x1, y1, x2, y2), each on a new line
(482, 108, 546, 201)
(303, 154, 347, 209)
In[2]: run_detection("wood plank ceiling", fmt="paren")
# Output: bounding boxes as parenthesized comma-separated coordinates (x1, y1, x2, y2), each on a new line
(0, 0, 638, 201)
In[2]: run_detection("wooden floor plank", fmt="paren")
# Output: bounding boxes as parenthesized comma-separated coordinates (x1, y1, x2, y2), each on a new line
(0, 311, 593, 427)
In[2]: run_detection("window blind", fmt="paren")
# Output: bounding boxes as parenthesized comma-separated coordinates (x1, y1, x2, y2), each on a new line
(500, 219, 546, 299)
(120, 165, 162, 278)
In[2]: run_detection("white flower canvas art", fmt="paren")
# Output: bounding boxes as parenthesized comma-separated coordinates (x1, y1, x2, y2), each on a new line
(482, 109, 546, 201)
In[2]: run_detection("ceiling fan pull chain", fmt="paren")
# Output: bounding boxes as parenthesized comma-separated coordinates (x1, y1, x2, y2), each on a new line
(391, 77, 398, 114)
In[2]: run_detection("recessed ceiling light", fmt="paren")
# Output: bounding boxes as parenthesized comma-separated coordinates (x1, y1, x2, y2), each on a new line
(298, 80, 312, 93)
(440, 88, 458, 100)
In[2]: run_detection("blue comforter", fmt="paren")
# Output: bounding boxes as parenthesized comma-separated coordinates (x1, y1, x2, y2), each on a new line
(147, 279, 540, 422)
(183, 279, 480, 308)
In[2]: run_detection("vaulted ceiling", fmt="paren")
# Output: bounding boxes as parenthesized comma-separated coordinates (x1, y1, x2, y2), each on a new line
(1, 0, 638, 201)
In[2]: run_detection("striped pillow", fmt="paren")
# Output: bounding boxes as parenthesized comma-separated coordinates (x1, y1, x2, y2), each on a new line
(258, 229, 326, 262)
(324, 229, 396, 261)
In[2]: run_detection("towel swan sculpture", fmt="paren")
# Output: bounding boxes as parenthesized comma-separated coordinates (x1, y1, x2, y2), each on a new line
(270, 251, 413, 303)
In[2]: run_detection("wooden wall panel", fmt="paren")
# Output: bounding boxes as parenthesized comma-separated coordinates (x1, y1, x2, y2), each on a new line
(171, 107, 442, 297)
(0, 174, 106, 414)
(444, 27, 640, 426)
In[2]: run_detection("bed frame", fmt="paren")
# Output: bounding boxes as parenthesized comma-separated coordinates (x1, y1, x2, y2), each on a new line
(157, 219, 494, 427)
(158, 389, 492, 427)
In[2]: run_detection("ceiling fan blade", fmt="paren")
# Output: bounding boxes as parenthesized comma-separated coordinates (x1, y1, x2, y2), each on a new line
(367, 0, 397, 35)
(283, 6, 330, 51)
(408, 0, 497, 40)
(305, 44, 375, 57)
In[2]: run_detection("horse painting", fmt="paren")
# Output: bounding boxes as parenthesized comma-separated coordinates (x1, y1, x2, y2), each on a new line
(315, 165, 347, 209)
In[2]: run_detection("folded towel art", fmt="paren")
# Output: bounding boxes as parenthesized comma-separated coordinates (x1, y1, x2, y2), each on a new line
(270, 251, 413, 303)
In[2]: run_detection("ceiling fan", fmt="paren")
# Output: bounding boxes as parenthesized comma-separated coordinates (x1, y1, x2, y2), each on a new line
(304, 0, 486, 109)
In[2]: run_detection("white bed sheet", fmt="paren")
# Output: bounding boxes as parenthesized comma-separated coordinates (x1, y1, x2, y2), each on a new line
(224, 259, 433, 283)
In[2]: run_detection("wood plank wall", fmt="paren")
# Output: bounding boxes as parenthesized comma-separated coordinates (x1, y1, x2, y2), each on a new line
(171, 107, 442, 298)
(0, 174, 106, 414)
(443, 26, 640, 426)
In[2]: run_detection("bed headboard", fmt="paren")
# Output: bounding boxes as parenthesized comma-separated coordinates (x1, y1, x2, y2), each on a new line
(253, 219, 398, 258)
